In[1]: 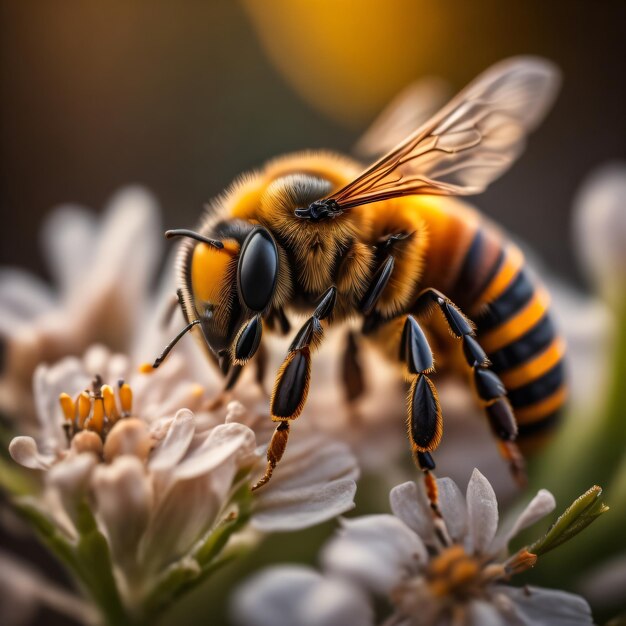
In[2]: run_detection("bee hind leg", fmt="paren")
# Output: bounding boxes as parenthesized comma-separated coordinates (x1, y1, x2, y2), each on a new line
(399, 314, 446, 518)
(414, 288, 526, 487)
(252, 286, 337, 491)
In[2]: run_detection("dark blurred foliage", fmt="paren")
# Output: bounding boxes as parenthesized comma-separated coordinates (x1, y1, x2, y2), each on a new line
(1, 0, 625, 287)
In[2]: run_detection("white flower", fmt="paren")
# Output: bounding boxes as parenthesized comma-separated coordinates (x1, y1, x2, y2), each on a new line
(8, 349, 358, 618)
(233, 469, 594, 626)
(573, 162, 626, 307)
(0, 186, 168, 422)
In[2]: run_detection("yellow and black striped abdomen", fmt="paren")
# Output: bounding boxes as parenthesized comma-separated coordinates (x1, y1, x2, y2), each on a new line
(462, 230, 567, 450)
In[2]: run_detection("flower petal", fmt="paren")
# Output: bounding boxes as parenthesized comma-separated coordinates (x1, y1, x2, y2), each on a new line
(8, 436, 55, 470)
(41, 205, 98, 294)
(251, 436, 358, 531)
(46, 452, 97, 528)
(468, 599, 507, 626)
(140, 461, 232, 573)
(497, 585, 593, 625)
(389, 480, 436, 545)
(149, 409, 196, 472)
(322, 515, 426, 594)
(261, 436, 359, 489)
(251, 479, 357, 532)
(232, 566, 373, 626)
(437, 477, 467, 543)
(33, 358, 90, 447)
(466, 468, 499, 555)
(93, 455, 153, 575)
(173, 423, 256, 481)
(491, 489, 556, 554)
(573, 162, 626, 304)
(87, 187, 161, 313)
(0, 268, 55, 323)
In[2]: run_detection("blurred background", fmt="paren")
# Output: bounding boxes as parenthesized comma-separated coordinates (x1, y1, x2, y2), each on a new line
(1, 0, 624, 287)
(0, 1, 625, 625)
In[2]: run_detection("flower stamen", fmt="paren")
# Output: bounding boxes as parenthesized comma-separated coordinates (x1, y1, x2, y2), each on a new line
(425, 545, 484, 599)
(77, 391, 91, 428)
(57, 377, 137, 446)
(87, 396, 105, 433)
(118, 380, 133, 416)
(101, 385, 119, 423)
(59, 393, 75, 421)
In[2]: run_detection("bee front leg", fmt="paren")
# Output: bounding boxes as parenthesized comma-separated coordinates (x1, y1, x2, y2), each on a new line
(414, 288, 525, 487)
(252, 286, 337, 491)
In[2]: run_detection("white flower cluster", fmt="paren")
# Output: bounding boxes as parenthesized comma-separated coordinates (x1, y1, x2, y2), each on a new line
(1, 178, 618, 625)
(234, 470, 594, 626)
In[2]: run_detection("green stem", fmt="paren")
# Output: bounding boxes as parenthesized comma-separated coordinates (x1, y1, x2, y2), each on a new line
(15, 498, 137, 626)
(525, 297, 626, 586)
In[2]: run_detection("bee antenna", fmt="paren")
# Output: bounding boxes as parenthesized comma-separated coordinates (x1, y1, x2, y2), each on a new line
(165, 229, 224, 249)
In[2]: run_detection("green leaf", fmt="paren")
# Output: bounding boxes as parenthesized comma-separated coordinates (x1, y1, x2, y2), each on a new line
(14, 497, 79, 570)
(529, 486, 609, 557)
(0, 456, 39, 496)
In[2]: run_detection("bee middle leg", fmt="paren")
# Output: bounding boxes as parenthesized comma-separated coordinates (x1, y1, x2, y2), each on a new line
(252, 286, 337, 491)
(413, 288, 525, 486)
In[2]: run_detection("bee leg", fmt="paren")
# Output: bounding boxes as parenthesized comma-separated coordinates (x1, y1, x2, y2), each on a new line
(233, 315, 263, 365)
(462, 334, 526, 487)
(400, 315, 446, 518)
(342, 330, 366, 401)
(254, 340, 269, 395)
(252, 286, 337, 491)
(211, 316, 267, 408)
(360, 254, 394, 315)
(414, 288, 526, 486)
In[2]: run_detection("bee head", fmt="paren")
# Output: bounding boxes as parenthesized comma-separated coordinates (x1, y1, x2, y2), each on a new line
(183, 221, 278, 366)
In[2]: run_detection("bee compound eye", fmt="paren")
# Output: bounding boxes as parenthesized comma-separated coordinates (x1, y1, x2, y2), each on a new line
(237, 227, 278, 312)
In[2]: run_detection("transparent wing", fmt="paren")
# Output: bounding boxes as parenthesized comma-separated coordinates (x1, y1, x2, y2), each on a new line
(329, 56, 561, 210)
(354, 77, 451, 159)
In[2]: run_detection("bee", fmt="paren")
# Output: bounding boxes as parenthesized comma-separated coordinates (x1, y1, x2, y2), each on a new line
(154, 57, 564, 492)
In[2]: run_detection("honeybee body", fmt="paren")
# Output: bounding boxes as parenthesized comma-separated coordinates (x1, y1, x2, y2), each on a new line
(161, 57, 563, 489)
(179, 151, 564, 452)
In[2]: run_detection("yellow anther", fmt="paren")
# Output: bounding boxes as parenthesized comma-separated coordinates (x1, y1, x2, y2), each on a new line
(77, 391, 92, 428)
(139, 362, 155, 375)
(448, 558, 480, 587)
(429, 545, 466, 575)
(191, 384, 205, 398)
(88, 397, 105, 433)
(101, 385, 119, 422)
(119, 383, 133, 415)
(58, 393, 75, 422)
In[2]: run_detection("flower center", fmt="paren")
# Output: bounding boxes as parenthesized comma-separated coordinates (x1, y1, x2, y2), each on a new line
(58, 375, 134, 443)
(425, 544, 484, 599)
